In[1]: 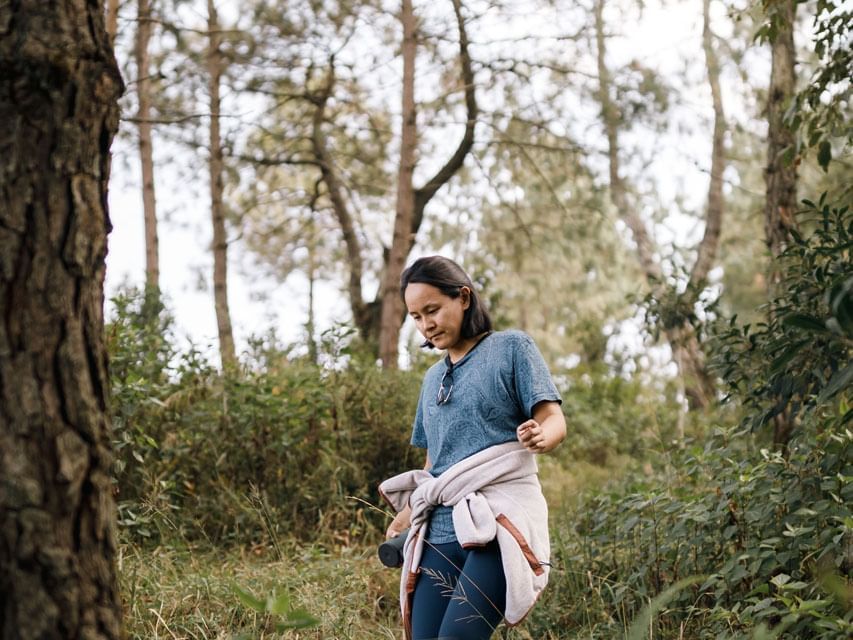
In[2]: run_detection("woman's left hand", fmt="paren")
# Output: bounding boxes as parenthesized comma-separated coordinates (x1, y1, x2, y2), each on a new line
(517, 419, 547, 453)
(517, 401, 567, 454)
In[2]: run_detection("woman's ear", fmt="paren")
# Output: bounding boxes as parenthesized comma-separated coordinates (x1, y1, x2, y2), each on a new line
(459, 286, 472, 309)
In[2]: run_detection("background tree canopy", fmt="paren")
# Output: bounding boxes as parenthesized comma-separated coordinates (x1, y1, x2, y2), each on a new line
(1, 0, 848, 638)
(102, 0, 849, 636)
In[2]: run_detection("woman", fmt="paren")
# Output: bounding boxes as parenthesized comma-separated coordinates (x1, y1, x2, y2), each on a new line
(379, 256, 566, 640)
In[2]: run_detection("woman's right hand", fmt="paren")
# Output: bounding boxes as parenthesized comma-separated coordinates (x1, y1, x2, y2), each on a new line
(385, 505, 411, 540)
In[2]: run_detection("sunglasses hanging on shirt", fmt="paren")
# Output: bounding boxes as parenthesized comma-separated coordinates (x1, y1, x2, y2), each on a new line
(435, 331, 492, 406)
(436, 364, 454, 405)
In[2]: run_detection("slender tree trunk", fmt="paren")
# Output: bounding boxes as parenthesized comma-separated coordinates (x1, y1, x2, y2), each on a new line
(136, 0, 160, 293)
(307, 229, 318, 365)
(763, 0, 799, 445)
(379, 0, 418, 368)
(0, 2, 123, 637)
(207, 0, 236, 368)
(593, 0, 660, 282)
(307, 0, 476, 360)
(308, 62, 373, 343)
(764, 0, 798, 276)
(378, 0, 478, 366)
(594, 0, 717, 409)
(692, 0, 725, 288)
(106, 0, 119, 43)
(661, 0, 729, 410)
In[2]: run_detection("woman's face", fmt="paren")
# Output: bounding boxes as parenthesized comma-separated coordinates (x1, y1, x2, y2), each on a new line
(404, 282, 470, 351)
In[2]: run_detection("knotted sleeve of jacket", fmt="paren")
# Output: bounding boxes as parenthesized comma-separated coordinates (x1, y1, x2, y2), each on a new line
(378, 441, 550, 636)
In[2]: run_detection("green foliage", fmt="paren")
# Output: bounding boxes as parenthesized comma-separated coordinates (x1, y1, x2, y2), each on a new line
(232, 584, 319, 633)
(756, 0, 852, 170)
(526, 193, 852, 639)
(554, 362, 685, 467)
(537, 425, 851, 638)
(107, 292, 423, 546)
(108, 287, 179, 539)
(712, 194, 852, 435)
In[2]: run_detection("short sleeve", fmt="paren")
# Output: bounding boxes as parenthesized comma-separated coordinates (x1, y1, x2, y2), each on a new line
(410, 382, 428, 448)
(512, 332, 562, 417)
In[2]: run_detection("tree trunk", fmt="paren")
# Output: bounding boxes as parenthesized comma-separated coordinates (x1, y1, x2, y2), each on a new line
(763, 0, 798, 445)
(307, 229, 318, 365)
(307, 0, 476, 360)
(764, 0, 798, 279)
(207, 0, 236, 368)
(0, 2, 124, 637)
(691, 0, 725, 288)
(379, 0, 418, 368)
(594, 0, 716, 409)
(308, 62, 373, 343)
(665, 325, 716, 410)
(106, 0, 119, 43)
(660, 0, 729, 411)
(593, 0, 660, 282)
(378, 0, 478, 367)
(136, 0, 160, 293)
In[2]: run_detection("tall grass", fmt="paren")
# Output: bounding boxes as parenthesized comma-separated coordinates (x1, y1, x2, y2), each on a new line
(119, 541, 402, 639)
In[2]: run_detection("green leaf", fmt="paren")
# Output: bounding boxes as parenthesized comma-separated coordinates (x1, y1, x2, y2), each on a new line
(282, 608, 320, 629)
(267, 591, 291, 615)
(782, 313, 828, 333)
(625, 576, 704, 640)
(769, 341, 807, 374)
(771, 574, 791, 588)
(232, 584, 265, 613)
(817, 362, 853, 404)
(817, 140, 832, 171)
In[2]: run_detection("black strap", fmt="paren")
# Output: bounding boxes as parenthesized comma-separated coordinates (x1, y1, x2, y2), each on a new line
(445, 331, 492, 371)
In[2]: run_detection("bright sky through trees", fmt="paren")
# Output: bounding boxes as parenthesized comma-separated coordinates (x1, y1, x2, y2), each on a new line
(104, 0, 767, 361)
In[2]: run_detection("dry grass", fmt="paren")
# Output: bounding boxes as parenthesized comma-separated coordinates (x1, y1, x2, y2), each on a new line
(119, 540, 403, 639)
(118, 458, 634, 639)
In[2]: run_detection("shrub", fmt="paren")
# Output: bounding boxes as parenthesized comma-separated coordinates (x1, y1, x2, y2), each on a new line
(528, 193, 852, 638)
(107, 299, 423, 546)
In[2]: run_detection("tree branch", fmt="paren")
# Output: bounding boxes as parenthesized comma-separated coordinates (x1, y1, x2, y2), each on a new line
(411, 0, 478, 237)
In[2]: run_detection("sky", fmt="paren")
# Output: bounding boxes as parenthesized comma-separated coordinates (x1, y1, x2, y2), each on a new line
(103, 0, 755, 366)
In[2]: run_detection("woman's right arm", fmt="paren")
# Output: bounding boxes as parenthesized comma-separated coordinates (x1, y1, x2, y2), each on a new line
(385, 454, 430, 539)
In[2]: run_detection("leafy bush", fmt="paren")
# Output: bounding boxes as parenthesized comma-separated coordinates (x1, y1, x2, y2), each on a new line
(553, 361, 686, 466)
(528, 193, 852, 639)
(530, 422, 851, 639)
(107, 299, 423, 546)
(713, 194, 851, 441)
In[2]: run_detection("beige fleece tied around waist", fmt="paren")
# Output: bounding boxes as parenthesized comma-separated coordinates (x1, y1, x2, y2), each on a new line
(379, 441, 550, 635)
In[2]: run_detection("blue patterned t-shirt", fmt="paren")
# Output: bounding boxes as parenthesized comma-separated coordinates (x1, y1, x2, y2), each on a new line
(410, 330, 562, 543)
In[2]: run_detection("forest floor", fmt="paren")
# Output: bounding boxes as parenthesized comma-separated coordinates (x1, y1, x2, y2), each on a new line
(119, 457, 625, 639)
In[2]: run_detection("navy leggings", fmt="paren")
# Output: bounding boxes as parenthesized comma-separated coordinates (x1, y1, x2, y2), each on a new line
(411, 539, 506, 640)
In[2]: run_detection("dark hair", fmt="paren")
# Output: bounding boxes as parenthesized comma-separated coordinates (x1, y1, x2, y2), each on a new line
(400, 256, 492, 349)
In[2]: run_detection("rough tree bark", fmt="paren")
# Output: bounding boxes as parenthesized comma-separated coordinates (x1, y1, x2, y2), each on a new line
(207, 0, 236, 368)
(106, 0, 119, 43)
(763, 0, 799, 445)
(0, 1, 124, 638)
(764, 0, 798, 276)
(378, 0, 477, 367)
(136, 0, 160, 293)
(378, 0, 418, 368)
(594, 0, 720, 408)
